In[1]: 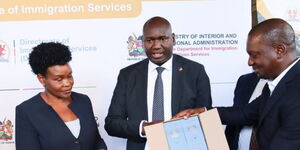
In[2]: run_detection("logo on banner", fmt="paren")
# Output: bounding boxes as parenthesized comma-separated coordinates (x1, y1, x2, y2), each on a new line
(127, 33, 145, 57)
(286, 7, 299, 21)
(0, 40, 10, 62)
(0, 118, 13, 142)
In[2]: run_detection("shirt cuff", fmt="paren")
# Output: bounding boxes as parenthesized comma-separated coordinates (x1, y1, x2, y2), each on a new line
(139, 120, 147, 138)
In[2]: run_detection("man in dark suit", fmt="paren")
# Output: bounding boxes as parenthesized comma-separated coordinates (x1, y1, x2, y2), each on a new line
(174, 18, 300, 150)
(225, 72, 266, 150)
(105, 16, 212, 150)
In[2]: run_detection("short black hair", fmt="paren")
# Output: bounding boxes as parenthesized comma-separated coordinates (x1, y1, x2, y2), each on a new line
(249, 18, 295, 48)
(143, 16, 172, 34)
(29, 42, 72, 76)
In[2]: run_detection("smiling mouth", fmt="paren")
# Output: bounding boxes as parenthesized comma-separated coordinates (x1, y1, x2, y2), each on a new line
(152, 52, 163, 58)
(253, 67, 262, 75)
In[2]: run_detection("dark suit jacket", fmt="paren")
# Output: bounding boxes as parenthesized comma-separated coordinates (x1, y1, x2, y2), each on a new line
(16, 92, 107, 150)
(225, 72, 260, 150)
(105, 54, 212, 150)
(219, 60, 300, 150)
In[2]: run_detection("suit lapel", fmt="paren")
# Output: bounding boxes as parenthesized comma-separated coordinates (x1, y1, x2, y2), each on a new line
(243, 74, 260, 105)
(258, 82, 287, 129)
(171, 55, 184, 116)
(39, 96, 76, 141)
(258, 61, 300, 128)
(135, 59, 149, 120)
(68, 96, 83, 139)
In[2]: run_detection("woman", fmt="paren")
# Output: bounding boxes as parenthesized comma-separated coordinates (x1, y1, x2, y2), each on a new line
(16, 42, 107, 150)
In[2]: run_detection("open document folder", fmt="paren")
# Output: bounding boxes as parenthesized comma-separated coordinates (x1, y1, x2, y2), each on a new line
(145, 108, 229, 150)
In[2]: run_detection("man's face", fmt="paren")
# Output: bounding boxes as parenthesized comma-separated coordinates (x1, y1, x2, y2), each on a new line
(247, 35, 279, 79)
(142, 24, 175, 66)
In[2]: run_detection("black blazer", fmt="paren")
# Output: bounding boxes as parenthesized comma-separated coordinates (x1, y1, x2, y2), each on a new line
(219, 61, 300, 150)
(16, 92, 107, 150)
(225, 72, 259, 150)
(105, 54, 212, 150)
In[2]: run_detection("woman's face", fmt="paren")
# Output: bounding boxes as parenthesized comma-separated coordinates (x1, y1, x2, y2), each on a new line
(38, 64, 74, 100)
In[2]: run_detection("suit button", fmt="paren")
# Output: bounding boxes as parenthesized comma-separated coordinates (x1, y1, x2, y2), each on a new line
(75, 140, 80, 144)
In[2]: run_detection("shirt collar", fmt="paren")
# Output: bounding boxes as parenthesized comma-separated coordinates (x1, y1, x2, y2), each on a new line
(148, 55, 173, 72)
(268, 58, 300, 93)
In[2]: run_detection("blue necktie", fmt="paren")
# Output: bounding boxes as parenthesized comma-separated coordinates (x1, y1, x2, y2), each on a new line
(152, 67, 165, 121)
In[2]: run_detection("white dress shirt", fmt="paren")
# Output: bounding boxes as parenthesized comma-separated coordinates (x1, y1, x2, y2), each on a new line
(268, 58, 299, 94)
(139, 56, 173, 150)
(146, 56, 173, 123)
(65, 118, 81, 138)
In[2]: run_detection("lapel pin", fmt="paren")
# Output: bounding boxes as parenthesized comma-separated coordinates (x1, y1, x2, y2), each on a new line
(178, 67, 184, 71)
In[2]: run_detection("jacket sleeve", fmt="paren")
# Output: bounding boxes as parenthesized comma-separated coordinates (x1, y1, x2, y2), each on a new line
(195, 65, 212, 109)
(224, 75, 245, 150)
(104, 70, 143, 141)
(217, 97, 260, 126)
(15, 105, 42, 150)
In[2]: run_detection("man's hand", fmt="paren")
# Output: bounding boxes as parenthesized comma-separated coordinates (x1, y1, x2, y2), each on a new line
(142, 120, 163, 135)
(172, 107, 206, 119)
